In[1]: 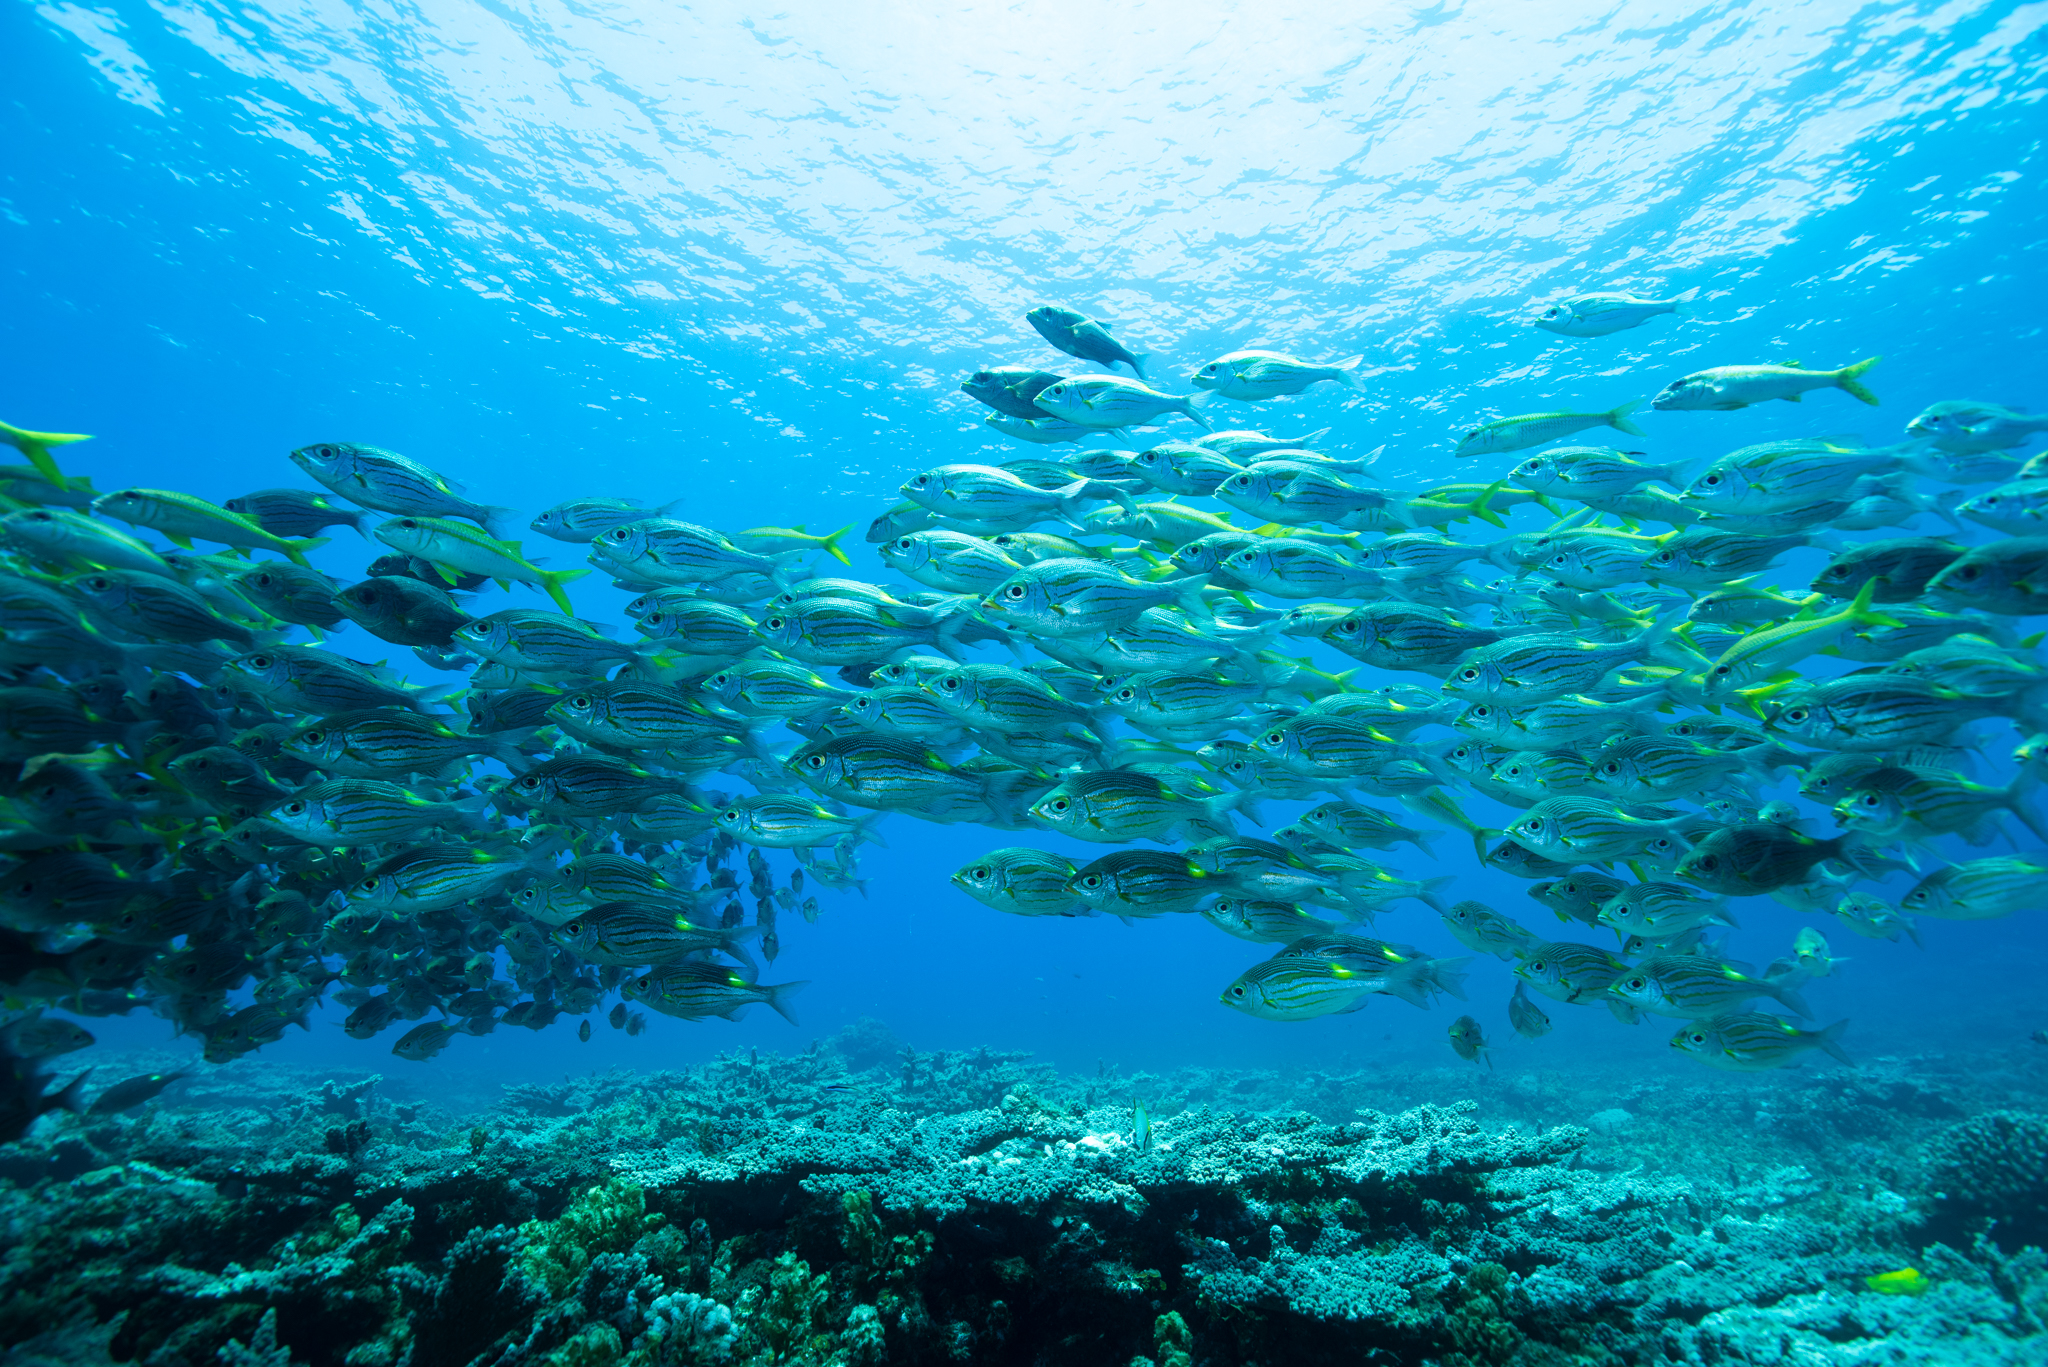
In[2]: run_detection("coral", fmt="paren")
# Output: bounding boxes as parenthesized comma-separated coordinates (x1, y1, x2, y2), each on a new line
(1925, 1110, 2048, 1250)
(521, 1179, 664, 1299)
(2, 1050, 2045, 1366)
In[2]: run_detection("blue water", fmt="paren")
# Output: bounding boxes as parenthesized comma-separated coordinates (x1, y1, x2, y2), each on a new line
(6, 0, 2047, 1087)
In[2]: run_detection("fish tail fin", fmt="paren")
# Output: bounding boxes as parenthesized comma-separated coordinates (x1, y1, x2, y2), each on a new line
(1130, 353, 1150, 381)
(0, 421, 92, 488)
(762, 979, 808, 1026)
(1417, 874, 1457, 913)
(1844, 578, 1903, 631)
(1669, 287, 1698, 315)
(1402, 788, 1480, 859)
(820, 524, 855, 567)
(284, 536, 328, 567)
(1180, 393, 1214, 432)
(479, 505, 523, 539)
(52, 1068, 95, 1116)
(1836, 356, 1882, 406)
(1334, 355, 1367, 389)
(1607, 400, 1647, 438)
(1813, 1018, 1855, 1067)
(855, 812, 890, 848)
(541, 568, 588, 614)
(1213, 788, 1263, 829)
(1468, 479, 1510, 529)
(1421, 954, 1472, 1001)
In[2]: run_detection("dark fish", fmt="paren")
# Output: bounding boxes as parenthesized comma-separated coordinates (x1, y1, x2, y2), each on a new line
(335, 575, 473, 647)
(1026, 305, 1148, 378)
(224, 487, 369, 538)
(961, 367, 1066, 419)
(86, 1069, 188, 1116)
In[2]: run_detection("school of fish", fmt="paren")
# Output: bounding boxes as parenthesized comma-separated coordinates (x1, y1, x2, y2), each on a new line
(3, 290, 2047, 1127)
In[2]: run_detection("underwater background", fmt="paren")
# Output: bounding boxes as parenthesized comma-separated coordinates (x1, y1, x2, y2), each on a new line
(5, 1, 2048, 1364)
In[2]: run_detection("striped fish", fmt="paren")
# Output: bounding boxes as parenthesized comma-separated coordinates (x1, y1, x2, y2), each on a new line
(503, 754, 693, 816)
(287, 709, 513, 779)
(950, 848, 1086, 918)
(1670, 1013, 1853, 1071)
(622, 962, 805, 1024)
(1224, 540, 1385, 600)
(1899, 855, 2048, 920)
(1220, 957, 1378, 1020)
(1067, 850, 1211, 917)
(757, 597, 957, 667)
(786, 734, 1005, 823)
(260, 780, 479, 846)
(702, 659, 859, 719)
(716, 795, 880, 850)
(1444, 623, 1675, 705)
(1611, 954, 1810, 1020)
(1200, 897, 1342, 944)
(345, 844, 536, 914)
(1324, 602, 1501, 674)
(843, 685, 971, 743)
(225, 646, 441, 716)
(1512, 797, 1708, 864)
(552, 900, 759, 970)
(547, 682, 735, 752)
(289, 441, 513, 532)
(593, 517, 786, 586)
(373, 516, 587, 614)
(1440, 900, 1539, 960)
(1765, 675, 2009, 751)
(1030, 769, 1242, 845)
(1513, 941, 1630, 1005)
(1595, 883, 1736, 939)
(978, 559, 1203, 639)
(456, 609, 646, 676)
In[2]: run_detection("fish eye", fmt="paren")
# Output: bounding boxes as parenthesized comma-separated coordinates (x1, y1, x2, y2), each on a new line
(970, 866, 989, 880)
(303, 730, 325, 744)
(1049, 798, 1069, 812)
(1688, 1032, 1708, 1045)
(1457, 667, 1480, 682)
(1625, 976, 1646, 991)
(250, 655, 272, 668)
(894, 537, 913, 550)
(607, 528, 629, 541)
(1703, 474, 1721, 485)
(804, 755, 825, 769)
(283, 801, 305, 815)
(1263, 732, 1283, 746)
(1229, 986, 1244, 998)
(766, 617, 784, 630)
(941, 677, 961, 690)
(1004, 585, 1026, 599)
(1958, 566, 1981, 580)
(1785, 708, 1808, 723)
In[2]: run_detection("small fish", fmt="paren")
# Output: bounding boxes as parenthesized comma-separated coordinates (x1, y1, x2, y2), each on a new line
(1507, 983, 1552, 1039)
(289, 441, 515, 532)
(1440, 900, 1539, 960)
(1034, 376, 1209, 432)
(961, 366, 1067, 419)
(1026, 305, 1148, 378)
(87, 1070, 189, 1115)
(1533, 290, 1694, 338)
(1610, 954, 1810, 1020)
(1898, 856, 2048, 920)
(223, 487, 370, 538)
(1863, 1268, 1931, 1297)
(1651, 358, 1881, 411)
(951, 848, 1087, 918)
(373, 516, 587, 614)
(1670, 1013, 1853, 1071)
(529, 497, 682, 542)
(1189, 351, 1364, 401)
(622, 962, 807, 1024)
(1906, 400, 2048, 454)
(1454, 404, 1645, 458)
(1923, 537, 2048, 616)
(1447, 1015, 1492, 1066)
(577, 1020, 593, 1043)
(1810, 538, 1964, 602)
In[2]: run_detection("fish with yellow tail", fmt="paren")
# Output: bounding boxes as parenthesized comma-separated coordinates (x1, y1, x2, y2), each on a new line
(0, 419, 91, 488)
(1652, 357, 1881, 411)
(373, 515, 588, 613)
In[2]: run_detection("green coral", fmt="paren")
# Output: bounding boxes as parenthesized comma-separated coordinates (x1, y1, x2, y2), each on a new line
(549, 1323, 625, 1367)
(734, 1252, 837, 1364)
(1153, 1310, 1193, 1367)
(519, 1179, 663, 1300)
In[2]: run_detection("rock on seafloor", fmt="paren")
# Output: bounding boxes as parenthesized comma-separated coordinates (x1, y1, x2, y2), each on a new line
(0, 1031, 2045, 1366)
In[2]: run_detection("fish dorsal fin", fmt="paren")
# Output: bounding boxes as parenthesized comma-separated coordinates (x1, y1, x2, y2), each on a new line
(1779, 358, 1804, 368)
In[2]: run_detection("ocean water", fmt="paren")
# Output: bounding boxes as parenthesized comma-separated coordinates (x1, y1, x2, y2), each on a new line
(6, 3, 2048, 1364)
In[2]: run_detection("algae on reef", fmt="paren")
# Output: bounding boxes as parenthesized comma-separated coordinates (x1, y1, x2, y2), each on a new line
(2, 1034, 2047, 1366)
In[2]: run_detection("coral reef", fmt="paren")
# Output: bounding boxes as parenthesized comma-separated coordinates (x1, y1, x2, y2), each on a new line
(0, 1030, 2043, 1365)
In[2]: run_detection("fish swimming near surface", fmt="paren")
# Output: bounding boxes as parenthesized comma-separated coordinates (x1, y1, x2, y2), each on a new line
(1652, 358, 1882, 411)
(1026, 305, 1149, 378)
(1533, 290, 1695, 338)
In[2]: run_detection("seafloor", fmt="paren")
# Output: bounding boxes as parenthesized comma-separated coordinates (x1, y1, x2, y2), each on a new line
(2, 1027, 2045, 1367)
